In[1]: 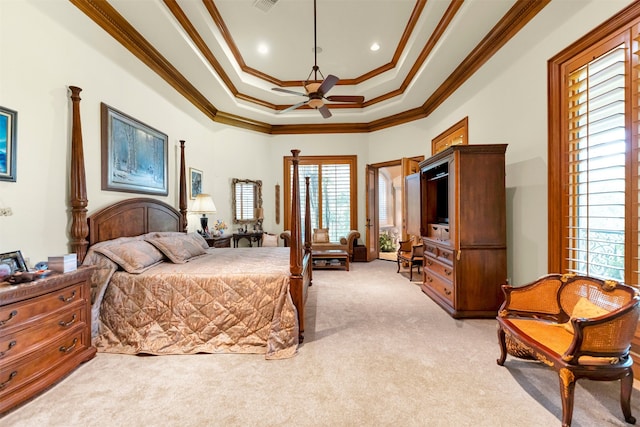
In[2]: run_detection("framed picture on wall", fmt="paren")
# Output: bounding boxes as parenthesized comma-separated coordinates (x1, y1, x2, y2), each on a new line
(101, 103, 168, 195)
(190, 167, 202, 199)
(0, 106, 17, 182)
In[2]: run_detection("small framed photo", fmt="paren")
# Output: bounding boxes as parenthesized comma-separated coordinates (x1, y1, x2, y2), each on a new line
(190, 167, 202, 199)
(0, 105, 17, 182)
(101, 103, 168, 195)
(0, 250, 27, 274)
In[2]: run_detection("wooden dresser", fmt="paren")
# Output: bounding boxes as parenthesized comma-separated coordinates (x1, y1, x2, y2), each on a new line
(0, 267, 96, 414)
(419, 144, 507, 318)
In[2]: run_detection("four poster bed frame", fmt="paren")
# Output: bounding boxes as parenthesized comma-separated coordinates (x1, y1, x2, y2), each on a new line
(66, 86, 313, 339)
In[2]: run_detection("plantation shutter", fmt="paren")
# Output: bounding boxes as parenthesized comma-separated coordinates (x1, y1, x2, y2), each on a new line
(565, 43, 626, 281)
(378, 174, 388, 225)
(284, 155, 357, 241)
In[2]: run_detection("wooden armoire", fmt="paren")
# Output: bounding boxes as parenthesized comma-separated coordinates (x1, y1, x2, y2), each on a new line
(418, 144, 507, 318)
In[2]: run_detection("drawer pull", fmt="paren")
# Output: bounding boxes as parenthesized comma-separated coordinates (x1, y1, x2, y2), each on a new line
(442, 252, 450, 260)
(58, 291, 77, 303)
(59, 338, 78, 354)
(426, 260, 432, 266)
(427, 276, 433, 283)
(59, 314, 77, 328)
(0, 310, 17, 326)
(0, 340, 16, 358)
(444, 268, 452, 276)
(444, 289, 452, 296)
(0, 371, 17, 390)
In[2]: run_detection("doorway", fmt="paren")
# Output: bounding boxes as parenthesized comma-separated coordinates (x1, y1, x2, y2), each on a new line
(365, 156, 424, 262)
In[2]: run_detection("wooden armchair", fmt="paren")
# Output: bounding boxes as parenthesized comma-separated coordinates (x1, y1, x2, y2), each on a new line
(396, 238, 424, 281)
(496, 273, 640, 426)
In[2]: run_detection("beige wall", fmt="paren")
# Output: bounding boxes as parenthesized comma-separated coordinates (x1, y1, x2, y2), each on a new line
(0, 0, 634, 284)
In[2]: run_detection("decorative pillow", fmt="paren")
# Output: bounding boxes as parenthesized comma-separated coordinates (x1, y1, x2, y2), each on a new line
(146, 234, 207, 264)
(313, 228, 330, 243)
(94, 240, 164, 274)
(561, 297, 610, 334)
(262, 233, 278, 247)
(145, 231, 210, 250)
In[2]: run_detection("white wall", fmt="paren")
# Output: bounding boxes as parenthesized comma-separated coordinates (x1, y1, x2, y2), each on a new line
(0, 0, 635, 285)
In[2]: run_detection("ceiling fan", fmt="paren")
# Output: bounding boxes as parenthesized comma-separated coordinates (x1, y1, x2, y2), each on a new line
(271, 0, 364, 118)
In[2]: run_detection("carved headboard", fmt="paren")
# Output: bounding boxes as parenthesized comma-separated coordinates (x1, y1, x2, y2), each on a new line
(87, 198, 184, 246)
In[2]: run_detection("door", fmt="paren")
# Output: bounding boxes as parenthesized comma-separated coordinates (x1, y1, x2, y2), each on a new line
(400, 157, 421, 240)
(365, 165, 379, 261)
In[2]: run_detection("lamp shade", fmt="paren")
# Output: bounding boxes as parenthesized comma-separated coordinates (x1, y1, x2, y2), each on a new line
(191, 193, 217, 214)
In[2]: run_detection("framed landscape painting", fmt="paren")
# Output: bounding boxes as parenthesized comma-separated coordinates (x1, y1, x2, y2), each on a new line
(101, 103, 168, 195)
(190, 167, 202, 199)
(0, 106, 17, 182)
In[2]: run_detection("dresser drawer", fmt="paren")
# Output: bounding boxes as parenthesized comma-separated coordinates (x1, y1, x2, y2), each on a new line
(424, 271, 454, 304)
(0, 283, 85, 335)
(0, 304, 85, 365)
(0, 325, 87, 398)
(425, 257, 454, 282)
(423, 240, 438, 258)
(437, 247, 455, 265)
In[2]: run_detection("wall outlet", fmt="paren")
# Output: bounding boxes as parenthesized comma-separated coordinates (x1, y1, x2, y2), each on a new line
(0, 207, 12, 216)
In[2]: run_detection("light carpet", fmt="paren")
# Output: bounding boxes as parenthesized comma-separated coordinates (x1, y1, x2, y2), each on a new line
(2, 260, 638, 426)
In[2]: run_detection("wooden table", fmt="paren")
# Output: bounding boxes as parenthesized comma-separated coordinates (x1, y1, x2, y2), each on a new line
(312, 249, 349, 271)
(232, 231, 263, 247)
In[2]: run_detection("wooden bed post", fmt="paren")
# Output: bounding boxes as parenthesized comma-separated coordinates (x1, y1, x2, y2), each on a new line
(304, 176, 312, 254)
(179, 140, 187, 232)
(69, 86, 89, 264)
(290, 149, 302, 275)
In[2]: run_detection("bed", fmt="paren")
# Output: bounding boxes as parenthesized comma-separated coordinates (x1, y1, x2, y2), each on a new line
(66, 86, 312, 359)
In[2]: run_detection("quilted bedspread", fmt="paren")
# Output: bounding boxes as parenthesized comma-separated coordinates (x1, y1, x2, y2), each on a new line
(91, 247, 299, 359)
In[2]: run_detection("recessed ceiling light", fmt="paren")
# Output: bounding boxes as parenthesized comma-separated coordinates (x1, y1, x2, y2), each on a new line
(258, 43, 269, 55)
(370, 42, 380, 52)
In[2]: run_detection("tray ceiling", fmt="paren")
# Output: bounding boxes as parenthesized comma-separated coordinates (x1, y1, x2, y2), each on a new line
(70, 0, 549, 134)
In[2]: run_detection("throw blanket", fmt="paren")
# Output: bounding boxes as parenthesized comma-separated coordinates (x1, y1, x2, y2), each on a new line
(87, 247, 298, 360)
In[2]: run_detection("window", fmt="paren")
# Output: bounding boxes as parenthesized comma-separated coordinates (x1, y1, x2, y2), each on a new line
(283, 155, 357, 242)
(549, 5, 640, 285)
(378, 172, 389, 226)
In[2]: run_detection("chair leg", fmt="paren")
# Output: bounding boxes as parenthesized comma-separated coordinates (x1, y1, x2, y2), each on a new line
(409, 264, 413, 281)
(558, 368, 576, 427)
(496, 327, 507, 366)
(620, 369, 636, 424)
(396, 258, 401, 273)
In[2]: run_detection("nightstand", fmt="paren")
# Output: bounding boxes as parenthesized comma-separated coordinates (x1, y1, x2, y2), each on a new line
(0, 267, 96, 414)
(206, 235, 231, 248)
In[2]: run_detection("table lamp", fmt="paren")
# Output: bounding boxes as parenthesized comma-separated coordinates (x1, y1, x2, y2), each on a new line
(191, 193, 217, 234)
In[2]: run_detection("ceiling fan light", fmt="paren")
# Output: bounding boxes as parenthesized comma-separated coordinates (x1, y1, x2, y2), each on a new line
(308, 99, 323, 109)
(305, 82, 321, 93)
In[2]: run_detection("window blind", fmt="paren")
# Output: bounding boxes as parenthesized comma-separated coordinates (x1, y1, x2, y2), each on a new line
(565, 44, 626, 280)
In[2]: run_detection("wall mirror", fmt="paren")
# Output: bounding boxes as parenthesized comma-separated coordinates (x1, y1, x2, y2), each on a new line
(232, 178, 262, 224)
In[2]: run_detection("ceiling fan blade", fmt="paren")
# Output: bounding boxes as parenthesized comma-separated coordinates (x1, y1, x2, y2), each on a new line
(317, 74, 339, 96)
(318, 105, 332, 119)
(279, 100, 309, 114)
(326, 95, 365, 103)
(272, 87, 308, 97)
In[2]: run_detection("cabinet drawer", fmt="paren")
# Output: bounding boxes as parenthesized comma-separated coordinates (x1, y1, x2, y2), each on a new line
(0, 326, 87, 397)
(437, 247, 455, 265)
(425, 257, 454, 282)
(0, 304, 84, 364)
(423, 240, 438, 258)
(0, 283, 85, 335)
(424, 271, 454, 304)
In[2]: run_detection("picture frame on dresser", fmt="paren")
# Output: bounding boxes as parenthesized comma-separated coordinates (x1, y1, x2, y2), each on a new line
(0, 105, 17, 182)
(100, 103, 168, 196)
(0, 250, 27, 274)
